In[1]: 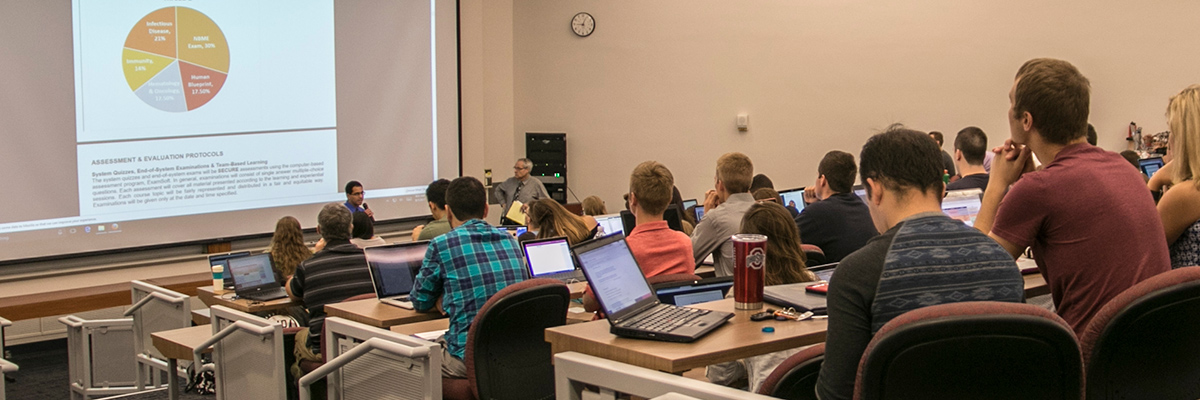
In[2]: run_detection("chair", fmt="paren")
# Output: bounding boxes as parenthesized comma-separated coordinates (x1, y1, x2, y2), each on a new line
(299, 317, 441, 400)
(1079, 267, 1200, 400)
(59, 315, 139, 400)
(757, 343, 825, 400)
(554, 352, 776, 400)
(194, 305, 286, 400)
(443, 278, 570, 400)
(0, 317, 14, 400)
(800, 244, 826, 266)
(125, 280, 192, 391)
(295, 292, 379, 375)
(853, 301, 1082, 400)
(648, 273, 703, 288)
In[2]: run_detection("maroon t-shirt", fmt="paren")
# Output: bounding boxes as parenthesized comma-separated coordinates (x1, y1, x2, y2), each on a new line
(992, 143, 1169, 334)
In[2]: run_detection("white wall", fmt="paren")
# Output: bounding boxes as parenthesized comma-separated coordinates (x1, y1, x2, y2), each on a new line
(511, 0, 1200, 206)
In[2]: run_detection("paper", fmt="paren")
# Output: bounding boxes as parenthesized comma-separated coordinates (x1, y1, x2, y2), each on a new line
(506, 200, 526, 225)
(414, 329, 447, 341)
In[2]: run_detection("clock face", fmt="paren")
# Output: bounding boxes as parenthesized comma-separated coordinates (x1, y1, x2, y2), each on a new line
(571, 12, 594, 37)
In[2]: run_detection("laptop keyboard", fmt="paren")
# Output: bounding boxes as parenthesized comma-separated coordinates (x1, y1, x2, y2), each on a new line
(624, 304, 711, 332)
(240, 288, 286, 302)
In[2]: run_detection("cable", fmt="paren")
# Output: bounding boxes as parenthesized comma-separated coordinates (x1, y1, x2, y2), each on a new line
(566, 186, 582, 203)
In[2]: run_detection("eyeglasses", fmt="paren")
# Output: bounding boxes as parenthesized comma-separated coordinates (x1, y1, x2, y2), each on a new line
(351, 191, 364, 196)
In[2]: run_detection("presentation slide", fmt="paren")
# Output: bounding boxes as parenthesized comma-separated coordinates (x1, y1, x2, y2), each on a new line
(0, 0, 460, 264)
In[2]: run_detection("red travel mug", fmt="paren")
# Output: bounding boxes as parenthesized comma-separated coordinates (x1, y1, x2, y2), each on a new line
(733, 234, 767, 310)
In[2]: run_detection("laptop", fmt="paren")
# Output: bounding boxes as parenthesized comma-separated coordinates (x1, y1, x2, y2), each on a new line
(654, 276, 733, 306)
(809, 262, 839, 282)
(365, 241, 429, 309)
(681, 199, 698, 211)
(694, 205, 705, 221)
(777, 187, 807, 212)
(502, 225, 528, 238)
(573, 234, 734, 342)
(620, 206, 683, 235)
(942, 188, 984, 227)
(521, 237, 585, 282)
(208, 251, 251, 290)
(1140, 157, 1165, 178)
(227, 253, 288, 302)
(594, 214, 624, 236)
(764, 283, 829, 315)
(853, 185, 868, 204)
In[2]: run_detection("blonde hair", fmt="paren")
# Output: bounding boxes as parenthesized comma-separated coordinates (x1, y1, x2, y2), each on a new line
(740, 203, 817, 286)
(629, 161, 675, 215)
(1168, 84, 1200, 188)
(527, 198, 592, 245)
(716, 152, 754, 193)
(581, 196, 606, 216)
(269, 216, 312, 278)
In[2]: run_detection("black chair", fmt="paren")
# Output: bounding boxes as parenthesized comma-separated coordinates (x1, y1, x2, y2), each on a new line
(1079, 267, 1200, 400)
(855, 302, 1083, 400)
(757, 343, 825, 400)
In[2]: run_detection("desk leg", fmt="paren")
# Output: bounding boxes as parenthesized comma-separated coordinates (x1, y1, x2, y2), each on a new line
(167, 359, 179, 400)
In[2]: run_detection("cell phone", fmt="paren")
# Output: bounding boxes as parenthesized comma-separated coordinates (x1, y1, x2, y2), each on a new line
(805, 282, 829, 294)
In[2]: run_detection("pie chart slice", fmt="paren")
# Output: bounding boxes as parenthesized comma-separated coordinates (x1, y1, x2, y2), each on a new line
(123, 6, 228, 112)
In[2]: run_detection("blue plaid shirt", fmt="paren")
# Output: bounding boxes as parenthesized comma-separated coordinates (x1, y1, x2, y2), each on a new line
(412, 219, 527, 360)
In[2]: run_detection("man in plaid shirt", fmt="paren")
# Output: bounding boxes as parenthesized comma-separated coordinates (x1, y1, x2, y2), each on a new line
(412, 176, 527, 378)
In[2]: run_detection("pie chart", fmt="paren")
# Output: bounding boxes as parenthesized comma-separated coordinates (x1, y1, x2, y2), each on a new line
(122, 7, 229, 112)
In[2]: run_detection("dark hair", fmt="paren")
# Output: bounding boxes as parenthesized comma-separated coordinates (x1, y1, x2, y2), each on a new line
(1013, 58, 1091, 145)
(425, 179, 451, 208)
(818, 151, 857, 193)
(860, 124, 944, 197)
(929, 131, 945, 146)
(953, 127, 988, 165)
(750, 174, 775, 191)
(445, 177, 487, 221)
(318, 203, 352, 241)
(1119, 150, 1140, 169)
(351, 211, 374, 239)
(671, 186, 696, 225)
(753, 187, 782, 203)
(740, 202, 817, 286)
(1086, 124, 1098, 146)
(344, 180, 362, 195)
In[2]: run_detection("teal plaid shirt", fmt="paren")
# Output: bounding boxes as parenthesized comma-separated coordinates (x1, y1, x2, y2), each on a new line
(412, 219, 527, 360)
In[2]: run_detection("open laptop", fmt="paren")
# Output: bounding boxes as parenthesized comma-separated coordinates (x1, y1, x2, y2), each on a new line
(681, 199, 698, 211)
(594, 214, 624, 236)
(208, 251, 251, 290)
(1140, 157, 1164, 178)
(694, 205, 705, 221)
(521, 237, 585, 282)
(777, 187, 807, 213)
(573, 234, 733, 342)
(853, 185, 868, 204)
(365, 241, 429, 309)
(227, 253, 288, 302)
(654, 276, 733, 306)
(942, 188, 984, 227)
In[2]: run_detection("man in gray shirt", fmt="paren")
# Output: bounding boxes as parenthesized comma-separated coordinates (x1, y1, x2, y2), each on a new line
(692, 152, 756, 277)
(495, 158, 549, 225)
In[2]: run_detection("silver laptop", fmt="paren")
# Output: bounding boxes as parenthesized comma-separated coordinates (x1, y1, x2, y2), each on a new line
(228, 253, 288, 302)
(594, 214, 624, 236)
(942, 188, 984, 227)
(522, 237, 585, 282)
(364, 241, 430, 309)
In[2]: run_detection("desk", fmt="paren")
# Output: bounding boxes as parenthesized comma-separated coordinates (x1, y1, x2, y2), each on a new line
(151, 325, 212, 400)
(195, 286, 296, 314)
(1024, 272, 1049, 298)
(324, 299, 444, 329)
(390, 319, 450, 336)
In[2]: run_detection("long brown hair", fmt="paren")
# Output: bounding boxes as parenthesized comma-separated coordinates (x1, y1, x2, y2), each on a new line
(527, 198, 591, 245)
(740, 203, 817, 286)
(269, 216, 312, 278)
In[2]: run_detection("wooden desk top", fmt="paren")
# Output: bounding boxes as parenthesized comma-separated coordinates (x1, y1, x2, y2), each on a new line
(152, 325, 213, 360)
(324, 299, 445, 329)
(195, 286, 297, 314)
(545, 298, 827, 374)
(1024, 272, 1049, 298)
(389, 319, 450, 336)
(567, 282, 587, 299)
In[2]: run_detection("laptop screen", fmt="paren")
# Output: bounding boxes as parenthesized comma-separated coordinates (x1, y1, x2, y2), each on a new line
(365, 242, 428, 297)
(778, 188, 806, 213)
(574, 236, 655, 318)
(854, 186, 868, 204)
(522, 237, 575, 277)
(595, 214, 623, 236)
(695, 206, 705, 221)
(942, 188, 984, 227)
(656, 277, 733, 306)
(1140, 157, 1164, 178)
(209, 251, 251, 286)
(228, 253, 276, 291)
(682, 199, 697, 210)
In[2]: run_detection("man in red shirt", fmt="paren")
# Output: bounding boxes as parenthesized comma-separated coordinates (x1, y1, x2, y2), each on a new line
(974, 58, 1170, 334)
(584, 161, 693, 312)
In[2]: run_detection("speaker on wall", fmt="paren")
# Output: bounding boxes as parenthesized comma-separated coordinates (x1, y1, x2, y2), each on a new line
(526, 132, 566, 204)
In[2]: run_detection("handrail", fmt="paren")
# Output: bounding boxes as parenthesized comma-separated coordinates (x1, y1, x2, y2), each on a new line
(0, 316, 10, 327)
(0, 358, 17, 373)
(298, 337, 432, 400)
(191, 321, 277, 367)
(57, 315, 132, 328)
(123, 291, 187, 316)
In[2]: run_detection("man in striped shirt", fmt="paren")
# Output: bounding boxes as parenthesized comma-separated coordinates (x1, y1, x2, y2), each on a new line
(412, 176, 527, 378)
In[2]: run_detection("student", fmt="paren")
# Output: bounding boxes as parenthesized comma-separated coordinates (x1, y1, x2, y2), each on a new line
(349, 211, 387, 248)
(411, 177, 527, 378)
(929, 131, 957, 177)
(795, 151, 879, 262)
(267, 215, 312, 281)
(582, 161, 694, 313)
(581, 195, 607, 216)
(526, 198, 599, 245)
(412, 179, 453, 241)
(1153, 85, 1200, 268)
(946, 126, 991, 192)
(692, 152, 756, 276)
(707, 202, 818, 392)
(343, 180, 372, 218)
(816, 126, 1024, 400)
(974, 58, 1169, 334)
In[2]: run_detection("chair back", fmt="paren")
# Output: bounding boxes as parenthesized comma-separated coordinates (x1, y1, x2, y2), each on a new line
(127, 281, 191, 361)
(855, 302, 1082, 400)
(648, 273, 703, 288)
(1079, 267, 1200, 400)
(466, 278, 569, 400)
(208, 305, 286, 400)
(801, 244, 826, 265)
(300, 317, 441, 400)
(758, 343, 825, 399)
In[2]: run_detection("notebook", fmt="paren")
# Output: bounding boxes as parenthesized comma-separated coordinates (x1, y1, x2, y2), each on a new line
(521, 237, 585, 282)
(227, 253, 288, 302)
(778, 187, 807, 212)
(763, 283, 829, 315)
(573, 234, 733, 342)
(208, 251, 251, 290)
(365, 241, 430, 309)
(942, 188, 984, 227)
(654, 276, 733, 306)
